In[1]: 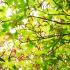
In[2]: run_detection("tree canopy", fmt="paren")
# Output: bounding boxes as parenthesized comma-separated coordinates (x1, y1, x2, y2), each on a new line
(0, 0, 70, 70)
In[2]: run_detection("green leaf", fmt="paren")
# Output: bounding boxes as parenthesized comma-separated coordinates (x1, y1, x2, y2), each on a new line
(2, 22, 10, 32)
(28, 40, 34, 48)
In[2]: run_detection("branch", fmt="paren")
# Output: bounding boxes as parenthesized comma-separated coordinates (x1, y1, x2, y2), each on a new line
(0, 57, 5, 62)
(0, 51, 5, 62)
(47, 14, 70, 16)
(19, 33, 70, 44)
(39, 33, 70, 39)
(28, 16, 70, 25)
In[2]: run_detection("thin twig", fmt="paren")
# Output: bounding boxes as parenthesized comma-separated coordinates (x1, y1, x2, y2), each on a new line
(28, 16, 70, 25)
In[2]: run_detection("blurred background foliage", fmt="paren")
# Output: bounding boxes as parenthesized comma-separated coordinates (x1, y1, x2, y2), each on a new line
(0, 0, 70, 70)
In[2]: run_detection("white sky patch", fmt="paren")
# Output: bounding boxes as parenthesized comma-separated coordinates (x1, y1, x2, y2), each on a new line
(0, 46, 5, 52)
(4, 41, 13, 50)
(0, 40, 14, 52)
(42, 1, 48, 10)
(34, 20, 39, 27)
(0, 2, 4, 6)
(16, 25, 25, 30)
(29, 54, 34, 60)
(0, 0, 4, 6)
(22, 18, 28, 24)
(25, 60, 29, 64)
(6, 8, 12, 18)
(33, 11, 39, 17)
(41, 32, 46, 37)
(18, 33, 23, 40)
(10, 28, 16, 34)
(30, 10, 39, 17)
(19, 67, 22, 70)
